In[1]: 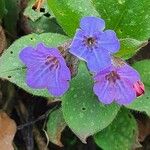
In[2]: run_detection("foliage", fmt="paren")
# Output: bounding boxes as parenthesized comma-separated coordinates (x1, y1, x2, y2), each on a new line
(0, 0, 150, 149)
(62, 62, 120, 143)
(94, 108, 137, 150)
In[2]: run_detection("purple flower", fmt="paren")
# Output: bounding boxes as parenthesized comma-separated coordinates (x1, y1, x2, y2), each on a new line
(93, 58, 144, 105)
(69, 16, 120, 72)
(19, 43, 71, 96)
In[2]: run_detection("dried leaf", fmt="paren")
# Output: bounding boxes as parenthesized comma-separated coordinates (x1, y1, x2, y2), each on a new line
(58, 41, 79, 77)
(0, 112, 17, 150)
(46, 108, 66, 147)
(0, 26, 7, 54)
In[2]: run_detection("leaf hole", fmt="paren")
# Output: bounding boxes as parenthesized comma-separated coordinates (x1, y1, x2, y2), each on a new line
(81, 107, 86, 111)
(44, 12, 51, 17)
(146, 97, 149, 99)
(32, 6, 45, 13)
(30, 38, 33, 40)
(32, 5, 36, 10)
(40, 8, 45, 13)
(10, 51, 13, 54)
(8, 76, 11, 78)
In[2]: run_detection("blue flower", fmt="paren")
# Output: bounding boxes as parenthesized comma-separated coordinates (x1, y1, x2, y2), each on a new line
(93, 57, 144, 105)
(69, 16, 120, 72)
(19, 43, 71, 96)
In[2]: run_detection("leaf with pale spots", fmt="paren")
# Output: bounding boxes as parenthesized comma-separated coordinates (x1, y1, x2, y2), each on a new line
(47, 0, 99, 37)
(46, 108, 66, 147)
(24, 0, 51, 22)
(132, 60, 150, 86)
(62, 62, 120, 143)
(94, 108, 137, 150)
(127, 86, 150, 116)
(0, 33, 69, 97)
(115, 38, 148, 60)
(92, 0, 150, 41)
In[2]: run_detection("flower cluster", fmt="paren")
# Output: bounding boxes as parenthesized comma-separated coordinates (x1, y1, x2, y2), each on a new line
(69, 16, 144, 105)
(19, 16, 144, 105)
(93, 57, 144, 105)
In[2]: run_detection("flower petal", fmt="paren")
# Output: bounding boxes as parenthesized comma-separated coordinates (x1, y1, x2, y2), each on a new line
(87, 48, 111, 72)
(48, 81, 69, 96)
(26, 64, 53, 88)
(94, 65, 113, 81)
(19, 43, 62, 68)
(80, 16, 105, 34)
(93, 79, 115, 104)
(58, 64, 71, 81)
(98, 30, 120, 53)
(69, 29, 88, 61)
(115, 79, 136, 105)
(117, 64, 140, 83)
(19, 46, 45, 67)
(36, 43, 63, 59)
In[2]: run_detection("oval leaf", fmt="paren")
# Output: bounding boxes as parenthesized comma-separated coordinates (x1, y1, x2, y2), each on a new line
(132, 60, 150, 86)
(46, 108, 66, 147)
(94, 108, 137, 150)
(115, 38, 148, 60)
(47, 0, 99, 36)
(62, 62, 120, 143)
(92, 0, 150, 40)
(127, 86, 150, 117)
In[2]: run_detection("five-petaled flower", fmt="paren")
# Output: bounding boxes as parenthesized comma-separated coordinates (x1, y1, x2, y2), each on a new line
(19, 43, 71, 96)
(93, 57, 144, 105)
(69, 16, 120, 72)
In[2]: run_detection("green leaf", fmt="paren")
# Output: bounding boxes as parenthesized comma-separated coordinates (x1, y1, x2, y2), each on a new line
(3, 0, 20, 36)
(62, 62, 120, 143)
(126, 60, 150, 116)
(115, 38, 148, 60)
(24, 0, 51, 22)
(0, 33, 69, 97)
(28, 17, 65, 34)
(132, 60, 150, 86)
(127, 86, 150, 116)
(47, 0, 99, 36)
(46, 108, 66, 147)
(0, 0, 7, 21)
(23, 0, 64, 35)
(92, 0, 150, 40)
(94, 108, 137, 150)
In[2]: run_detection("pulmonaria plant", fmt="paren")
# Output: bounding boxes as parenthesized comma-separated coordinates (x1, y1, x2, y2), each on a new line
(69, 16, 120, 72)
(93, 57, 145, 105)
(19, 16, 145, 106)
(19, 43, 71, 96)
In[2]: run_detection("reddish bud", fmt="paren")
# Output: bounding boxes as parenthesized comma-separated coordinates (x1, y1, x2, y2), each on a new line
(133, 81, 145, 97)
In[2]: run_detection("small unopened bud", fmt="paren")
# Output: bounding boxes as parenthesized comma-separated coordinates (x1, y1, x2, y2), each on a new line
(133, 81, 145, 97)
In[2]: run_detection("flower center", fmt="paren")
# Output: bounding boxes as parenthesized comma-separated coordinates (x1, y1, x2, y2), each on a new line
(45, 56, 59, 71)
(85, 37, 96, 47)
(105, 71, 120, 83)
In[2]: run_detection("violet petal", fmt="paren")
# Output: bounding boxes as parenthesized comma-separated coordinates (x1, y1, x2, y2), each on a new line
(80, 16, 105, 34)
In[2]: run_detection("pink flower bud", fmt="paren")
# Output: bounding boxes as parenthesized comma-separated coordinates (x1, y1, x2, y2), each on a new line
(133, 81, 145, 97)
